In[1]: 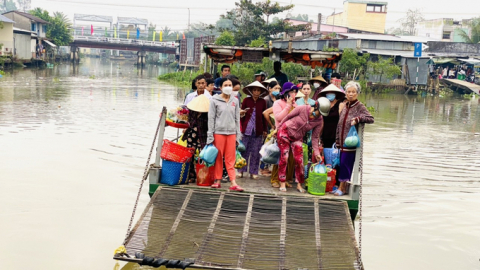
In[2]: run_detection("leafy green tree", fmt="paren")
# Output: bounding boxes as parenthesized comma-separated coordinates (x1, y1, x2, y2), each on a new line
(249, 36, 266, 47)
(339, 48, 370, 77)
(367, 57, 402, 82)
(215, 31, 235, 46)
(29, 8, 72, 46)
(458, 18, 480, 44)
(0, 0, 17, 13)
(221, 0, 306, 45)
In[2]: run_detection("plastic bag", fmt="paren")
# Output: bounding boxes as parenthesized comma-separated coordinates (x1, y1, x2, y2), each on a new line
(312, 163, 326, 174)
(344, 126, 361, 148)
(199, 144, 218, 167)
(261, 142, 280, 165)
(323, 143, 340, 165)
(234, 150, 247, 169)
(178, 137, 187, 147)
(237, 140, 246, 152)
(302, 143, 309, 166)
(259, 137, 275, 157)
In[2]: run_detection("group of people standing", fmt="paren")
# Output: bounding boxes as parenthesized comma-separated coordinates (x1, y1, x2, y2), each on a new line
(182, 61, 374, 195)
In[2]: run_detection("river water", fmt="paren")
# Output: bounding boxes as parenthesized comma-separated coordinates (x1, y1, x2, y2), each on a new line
(0, 58, 479, 270)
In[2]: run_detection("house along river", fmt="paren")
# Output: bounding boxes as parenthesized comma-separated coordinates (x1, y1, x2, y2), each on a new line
(0, 58, 479, 270)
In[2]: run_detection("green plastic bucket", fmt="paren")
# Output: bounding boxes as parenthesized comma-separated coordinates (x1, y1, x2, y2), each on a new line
(458, 74, 466, 80)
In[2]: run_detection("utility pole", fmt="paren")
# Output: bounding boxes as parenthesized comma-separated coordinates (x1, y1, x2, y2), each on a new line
(317, 13, 322, 34)
(188, 8, 190, 31)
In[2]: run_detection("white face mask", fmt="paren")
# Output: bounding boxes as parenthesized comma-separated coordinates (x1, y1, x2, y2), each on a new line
(222, 86, 233, 95)
(313, 83, 320, 88)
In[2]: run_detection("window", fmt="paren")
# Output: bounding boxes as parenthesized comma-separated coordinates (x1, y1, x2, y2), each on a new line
(366, 4, 386, 13)
(31, 23, 36, 31)
(442, 31, 451, 39)
(42, 25, 47, 33)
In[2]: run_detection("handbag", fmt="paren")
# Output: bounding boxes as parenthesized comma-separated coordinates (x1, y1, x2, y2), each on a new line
(237, 140, 246, 152)
(160, 160, 190, 186)
(323, 143, 340, 165)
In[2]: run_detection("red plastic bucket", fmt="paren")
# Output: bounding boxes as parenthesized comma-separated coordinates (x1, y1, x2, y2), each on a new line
(195, 160, 215, 186)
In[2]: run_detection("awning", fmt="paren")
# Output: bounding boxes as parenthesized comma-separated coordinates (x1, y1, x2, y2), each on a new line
(432, 58, 458, 65)
(43, 40, 57, 48)
(459, 58, 480, 65)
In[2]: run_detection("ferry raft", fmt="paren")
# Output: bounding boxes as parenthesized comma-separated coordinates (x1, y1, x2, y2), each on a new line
(113, 107, 366, 270)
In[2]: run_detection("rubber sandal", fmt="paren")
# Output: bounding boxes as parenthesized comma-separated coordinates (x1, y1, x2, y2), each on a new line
(279, 187, 287, 192)
(297, 187, 306, 193)
(250, 174, 259, 180)
(229, 185, 244, 192)
(285, 182, 292, 188)
(329, 186, 338, 194)
(334, 189, 344, 196)
(236, 173, 244, 178)
(211, 183, 221, 189)
(271, 182, 280, 188)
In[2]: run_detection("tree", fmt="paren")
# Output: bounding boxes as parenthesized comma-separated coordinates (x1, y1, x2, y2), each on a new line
(215, 31, 235, 46)
(367, 56, 402, 82)
(458, 18, 480, 44)
(29, 8, 72, 46)
(221, 0, 306, 45)
(397, 9, 424, 36)
(339, 48, 370, 77)
(249, 36, 266, 47)
(0, 0, 17, 13)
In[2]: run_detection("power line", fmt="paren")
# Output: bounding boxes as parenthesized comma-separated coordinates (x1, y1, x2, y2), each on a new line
(45, 0, 230, 10)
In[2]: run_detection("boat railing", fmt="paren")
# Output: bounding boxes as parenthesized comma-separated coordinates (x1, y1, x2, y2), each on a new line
(349, 123, 364, 200)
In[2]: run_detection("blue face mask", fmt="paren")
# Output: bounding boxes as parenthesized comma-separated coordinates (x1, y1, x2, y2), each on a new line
(326, 93, 336, 101)
(272, 91, 280, 98)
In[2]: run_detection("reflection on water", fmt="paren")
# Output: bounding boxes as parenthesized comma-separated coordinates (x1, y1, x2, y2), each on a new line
(0, 59, 479, 270)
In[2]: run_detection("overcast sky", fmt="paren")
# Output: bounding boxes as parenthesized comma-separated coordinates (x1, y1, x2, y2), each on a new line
(31, 0, 479, 31)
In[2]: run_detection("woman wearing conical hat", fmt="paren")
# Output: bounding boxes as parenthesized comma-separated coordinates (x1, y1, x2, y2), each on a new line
(182, 94, 210, 183)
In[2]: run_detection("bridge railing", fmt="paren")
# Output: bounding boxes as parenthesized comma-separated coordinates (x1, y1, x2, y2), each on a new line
(73, 36, 178, 48)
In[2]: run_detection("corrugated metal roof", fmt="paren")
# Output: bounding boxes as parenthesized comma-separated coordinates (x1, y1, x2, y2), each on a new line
(347, 0, 388, 5)
(398, 36, 442, 43)
(0, 14, 15, 23)
(117, 17, 148, 25)
(339, 33, 401, 41)
(3, 10, 49, 24)
(360, 48, 428, 58)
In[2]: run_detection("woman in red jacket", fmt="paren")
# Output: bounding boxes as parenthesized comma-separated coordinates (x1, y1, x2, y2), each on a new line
(277, 100, 329, 192)
(238, 81, 269, 179)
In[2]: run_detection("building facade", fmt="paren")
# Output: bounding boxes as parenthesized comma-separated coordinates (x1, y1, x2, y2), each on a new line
(416, 18, 471, 42)
(0, 14, 15, 56)
(3, 11, 49, 38)
(326, 0, 387, 34)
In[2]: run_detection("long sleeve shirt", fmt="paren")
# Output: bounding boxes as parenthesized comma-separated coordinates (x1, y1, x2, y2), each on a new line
(336, 100, 374, 148)
(272, 99, 296, 129)
(207, 94, 241, 144)
(278, 105, 324, 157)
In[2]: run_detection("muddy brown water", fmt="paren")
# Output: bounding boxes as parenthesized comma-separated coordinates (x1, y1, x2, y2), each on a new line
(1, 58, 479, 270)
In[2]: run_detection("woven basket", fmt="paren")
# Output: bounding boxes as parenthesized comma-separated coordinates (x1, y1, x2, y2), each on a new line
(160, 160, 190, 186)
(307, 166, 327, 196)
(161, 139, 195, 163)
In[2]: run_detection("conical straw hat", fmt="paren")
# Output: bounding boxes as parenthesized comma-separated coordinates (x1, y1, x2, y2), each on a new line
(187, 94, 210, 112)
(262, 77, 277, 87)
(320, 83, 345, 97)
(295, 91, 305, 99)
(243, 81, 269, 98)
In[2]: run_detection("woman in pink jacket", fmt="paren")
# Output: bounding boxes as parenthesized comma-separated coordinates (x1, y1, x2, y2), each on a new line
(270, 82, 298, 188)
(277, 102, 326, 192)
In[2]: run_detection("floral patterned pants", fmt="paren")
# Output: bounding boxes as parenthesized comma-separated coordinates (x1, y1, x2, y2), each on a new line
(277, 127, 305, 183)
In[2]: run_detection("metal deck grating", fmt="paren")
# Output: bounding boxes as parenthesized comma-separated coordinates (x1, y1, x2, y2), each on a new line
(122, 187, 363, 270)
